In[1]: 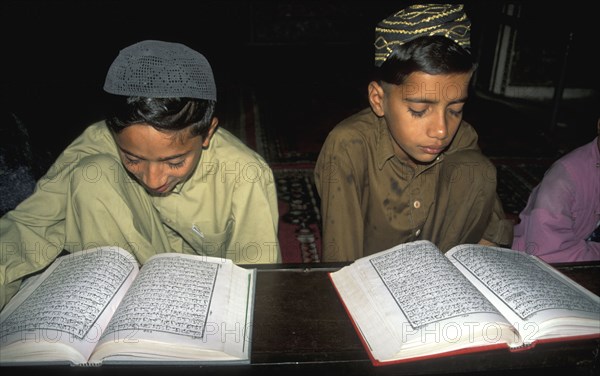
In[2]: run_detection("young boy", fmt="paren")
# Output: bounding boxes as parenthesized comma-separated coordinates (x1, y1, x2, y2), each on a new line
(0, 40, 281, 310)
(315, 4, 513, 261)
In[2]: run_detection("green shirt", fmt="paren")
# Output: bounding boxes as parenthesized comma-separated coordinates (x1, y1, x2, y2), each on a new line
(0, 121, 280, 309)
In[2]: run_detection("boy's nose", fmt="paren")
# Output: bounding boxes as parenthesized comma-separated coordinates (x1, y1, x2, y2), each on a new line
(143, 163, 167, 190)
(428, 115, 448, 140)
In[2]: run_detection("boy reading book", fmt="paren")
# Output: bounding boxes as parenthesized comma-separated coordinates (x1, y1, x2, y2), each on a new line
(0, 40, 281, 311)
(315, 3, 513, 261)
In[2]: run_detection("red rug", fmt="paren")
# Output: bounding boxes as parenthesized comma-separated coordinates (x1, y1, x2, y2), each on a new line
(273, 166, 322, 263)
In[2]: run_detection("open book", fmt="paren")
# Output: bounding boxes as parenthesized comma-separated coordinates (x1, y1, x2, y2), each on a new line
(329, 240, 600, 366)
(0, 246, 256, 366)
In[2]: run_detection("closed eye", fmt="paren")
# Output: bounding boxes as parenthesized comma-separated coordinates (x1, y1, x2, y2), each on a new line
(448, 108, 463, 117)
(408, 108, 427, 118)
(168, 160, 185, 169)
(448, 105, 464, 117)
(124, 157, 141, 166)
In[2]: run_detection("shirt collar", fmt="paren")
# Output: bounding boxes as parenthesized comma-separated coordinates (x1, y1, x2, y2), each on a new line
(170, 179, 185, 194)
(375, 115, 396, 170)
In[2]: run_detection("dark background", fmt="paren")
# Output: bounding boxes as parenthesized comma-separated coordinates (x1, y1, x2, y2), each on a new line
(2, 0, 598, 177)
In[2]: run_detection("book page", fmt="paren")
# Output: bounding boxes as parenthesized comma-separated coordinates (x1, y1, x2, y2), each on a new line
(447, 245, 600, 343)
(330, 240, 517, 363)
(0, 247, 138, 365)
(89, 253, 254, 363)
(369, 242, 500, 328)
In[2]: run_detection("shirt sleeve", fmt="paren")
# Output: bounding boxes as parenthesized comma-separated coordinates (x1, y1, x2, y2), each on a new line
(481, 193, 514, 246)
(512, 163, 600, 262)
(228, 161, 281, 264)
(451, 122, 514, 246)
(0, 123, 111, 310)
(0, 144, 79, 310)
(314, 131, 366, 261)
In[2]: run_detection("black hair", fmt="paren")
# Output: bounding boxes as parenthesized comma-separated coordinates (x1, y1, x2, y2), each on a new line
(104, 96, 216, 138)
(372, 35, 476, 85)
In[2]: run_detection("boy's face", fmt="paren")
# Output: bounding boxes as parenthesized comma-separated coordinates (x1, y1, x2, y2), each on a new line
(369, 71, 472, 165)
(114, 118, 217, 195)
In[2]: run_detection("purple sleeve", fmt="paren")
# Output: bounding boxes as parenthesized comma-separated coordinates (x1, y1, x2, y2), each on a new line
(512, 163, 600, 262)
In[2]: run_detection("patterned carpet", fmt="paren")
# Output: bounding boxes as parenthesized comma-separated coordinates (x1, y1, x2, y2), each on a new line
(491, 157, 554, 217)
(274, 167, 322, 263)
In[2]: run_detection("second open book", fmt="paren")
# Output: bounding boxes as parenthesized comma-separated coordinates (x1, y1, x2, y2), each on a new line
(329, 240, 600, 366)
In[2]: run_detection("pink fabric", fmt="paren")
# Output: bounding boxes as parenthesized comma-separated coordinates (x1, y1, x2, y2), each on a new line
(512, 137, 600, 263)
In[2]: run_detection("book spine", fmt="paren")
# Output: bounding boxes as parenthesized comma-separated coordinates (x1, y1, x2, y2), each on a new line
(73, 361, 102, 367)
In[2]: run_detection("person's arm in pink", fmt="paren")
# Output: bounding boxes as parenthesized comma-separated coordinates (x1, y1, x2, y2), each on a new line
(512, 162, 600, 263)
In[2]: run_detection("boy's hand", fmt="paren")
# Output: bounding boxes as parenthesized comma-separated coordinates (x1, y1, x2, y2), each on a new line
(478, 238, 496, 247)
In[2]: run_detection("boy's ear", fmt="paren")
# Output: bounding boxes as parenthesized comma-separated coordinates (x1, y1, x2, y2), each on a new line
(368, 81, 386, 117)
(202, 117, 219, 148)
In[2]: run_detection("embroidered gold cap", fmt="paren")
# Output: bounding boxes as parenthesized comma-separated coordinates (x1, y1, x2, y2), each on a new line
(374, 4, 471, 67)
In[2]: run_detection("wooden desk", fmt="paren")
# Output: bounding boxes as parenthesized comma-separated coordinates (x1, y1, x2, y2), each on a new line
(3, 262, 599, 375)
